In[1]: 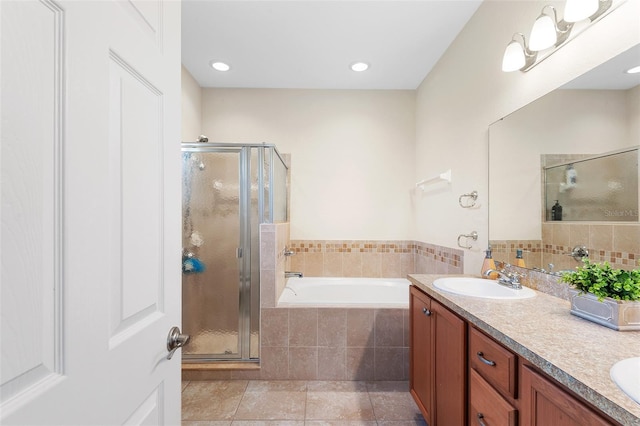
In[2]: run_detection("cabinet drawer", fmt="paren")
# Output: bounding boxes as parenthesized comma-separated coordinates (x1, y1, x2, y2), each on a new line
(469, 327, 517, 399)
(470, 369, 517, 426)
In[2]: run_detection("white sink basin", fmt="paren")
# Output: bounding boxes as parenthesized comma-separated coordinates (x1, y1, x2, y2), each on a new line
(433, 277, 536, 300)
(610, 357, 640, 404)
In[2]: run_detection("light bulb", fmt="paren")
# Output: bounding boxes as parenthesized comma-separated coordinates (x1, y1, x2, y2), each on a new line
(564, 0, 599, 22)
(529, 14, 557, 51)
(502, 41, 525, 72)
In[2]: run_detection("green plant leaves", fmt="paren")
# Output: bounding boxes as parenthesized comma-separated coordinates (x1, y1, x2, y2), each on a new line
(560, 259, 640, 301)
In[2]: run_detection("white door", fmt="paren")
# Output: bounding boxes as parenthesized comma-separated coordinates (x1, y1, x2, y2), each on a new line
(1, 1, 182, 424)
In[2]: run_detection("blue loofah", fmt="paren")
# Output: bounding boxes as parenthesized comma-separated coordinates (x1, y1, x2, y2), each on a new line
(183, 257, 206, 274)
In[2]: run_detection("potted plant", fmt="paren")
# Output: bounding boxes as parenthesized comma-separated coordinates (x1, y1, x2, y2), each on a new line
(561, 259, 640, 331)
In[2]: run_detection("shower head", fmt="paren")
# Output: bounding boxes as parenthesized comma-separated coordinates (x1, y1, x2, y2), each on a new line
(198, 161, 205, 170)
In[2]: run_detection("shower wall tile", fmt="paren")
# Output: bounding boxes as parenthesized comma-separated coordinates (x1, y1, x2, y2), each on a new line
(590, 225, 614, 251)
(570, 224, 590, 248)
(343, 252, 363, 277)
(381, 253, 402, 278)
(289, 252, 304, 273)
(361, 253, 381, 277)
(305, 253, 324, 276)
(323, 252, 343, 277)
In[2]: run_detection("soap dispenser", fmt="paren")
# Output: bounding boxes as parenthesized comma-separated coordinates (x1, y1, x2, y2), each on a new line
(551, 200, 563, 221)
(481, 247, 498, 280)
(515, 249, 526, 268)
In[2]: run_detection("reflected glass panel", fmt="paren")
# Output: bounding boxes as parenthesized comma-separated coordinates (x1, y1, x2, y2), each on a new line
(544, 148, 639, 222)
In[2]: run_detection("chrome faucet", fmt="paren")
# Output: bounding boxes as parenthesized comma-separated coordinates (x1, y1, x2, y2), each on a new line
(285, 271, 303, 278)
(484, 268, 523, 290)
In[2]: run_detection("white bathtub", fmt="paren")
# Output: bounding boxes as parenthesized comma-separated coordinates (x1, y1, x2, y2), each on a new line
(278, 277, 411, 308)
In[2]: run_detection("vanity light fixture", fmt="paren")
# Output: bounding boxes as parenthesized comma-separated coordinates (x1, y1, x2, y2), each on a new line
(210, 61, 230, 72)
(501, 33, 537, 72)
(564, 0, 613, 22)
(529, 5, 573, 51)
(502, 0, 614, 72)
(350, 62, 369, 72)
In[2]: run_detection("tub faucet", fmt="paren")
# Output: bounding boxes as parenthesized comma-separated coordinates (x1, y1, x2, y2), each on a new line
(285, 271, 303, 278)
(484, 268, 523, 290)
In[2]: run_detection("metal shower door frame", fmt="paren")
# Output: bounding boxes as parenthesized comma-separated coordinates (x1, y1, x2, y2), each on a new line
(181, 143, 254, 361)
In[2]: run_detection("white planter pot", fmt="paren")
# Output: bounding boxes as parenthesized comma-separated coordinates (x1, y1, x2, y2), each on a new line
(569, 289, 640, 331)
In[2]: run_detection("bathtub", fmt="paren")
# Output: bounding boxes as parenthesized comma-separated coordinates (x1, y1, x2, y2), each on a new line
(277, 277, 411, 308)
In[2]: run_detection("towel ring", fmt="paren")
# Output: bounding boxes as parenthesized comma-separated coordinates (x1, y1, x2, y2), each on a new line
(457, 231, 478, 249)
(459, 190, 478, 208)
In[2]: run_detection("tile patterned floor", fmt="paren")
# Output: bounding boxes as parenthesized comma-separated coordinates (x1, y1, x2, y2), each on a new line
(182, 380, 426, 426)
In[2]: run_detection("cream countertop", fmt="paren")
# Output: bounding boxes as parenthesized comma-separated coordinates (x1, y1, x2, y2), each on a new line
(408, 274, 640, 426)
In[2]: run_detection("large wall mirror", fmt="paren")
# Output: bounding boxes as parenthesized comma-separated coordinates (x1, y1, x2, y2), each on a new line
(489, 44, 640, 274)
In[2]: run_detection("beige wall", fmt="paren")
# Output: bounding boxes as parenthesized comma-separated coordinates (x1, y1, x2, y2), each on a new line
(201, 88, 416, 240)
(415, 0, 640, 274)
(181, 65, 202, 142)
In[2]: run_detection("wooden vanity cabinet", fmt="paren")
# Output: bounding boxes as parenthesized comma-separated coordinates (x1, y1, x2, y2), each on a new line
(410, 286, 466, 426)
(410, 285, 622, 426)
(520, 365, 614, 426)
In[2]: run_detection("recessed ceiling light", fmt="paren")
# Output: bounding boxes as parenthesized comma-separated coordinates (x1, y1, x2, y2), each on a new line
(350, 62, 369, 72)
(626, 65, 640, 74)
(210, 61, 230, 72)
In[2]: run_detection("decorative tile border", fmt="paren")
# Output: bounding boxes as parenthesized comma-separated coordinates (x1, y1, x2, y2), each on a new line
(289, 240, 463, 271)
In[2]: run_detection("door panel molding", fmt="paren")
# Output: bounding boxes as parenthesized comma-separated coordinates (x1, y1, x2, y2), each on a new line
(0, 0, 65, 413)
(107, 50, 165, 346)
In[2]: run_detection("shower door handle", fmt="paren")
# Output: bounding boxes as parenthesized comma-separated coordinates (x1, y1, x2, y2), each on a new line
(166, 326, 189, 360)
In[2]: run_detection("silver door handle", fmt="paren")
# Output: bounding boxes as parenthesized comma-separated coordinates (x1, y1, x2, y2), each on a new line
(167, 326, 189, 360)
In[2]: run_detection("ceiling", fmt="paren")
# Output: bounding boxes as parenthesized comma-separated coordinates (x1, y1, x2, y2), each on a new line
(181, 1, 483, 90)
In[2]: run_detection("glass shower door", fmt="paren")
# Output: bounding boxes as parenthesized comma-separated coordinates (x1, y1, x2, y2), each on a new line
(182, 149, 246, 360)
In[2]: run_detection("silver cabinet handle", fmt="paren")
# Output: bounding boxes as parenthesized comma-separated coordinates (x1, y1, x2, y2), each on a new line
(422, 307, 431, 316)
(477, 413, 487, 426)
(477, 351, 496, 366)
(167, 326, 190, 360)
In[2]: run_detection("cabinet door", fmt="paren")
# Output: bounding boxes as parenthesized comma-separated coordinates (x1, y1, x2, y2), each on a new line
(433, 299, 467, 426)
(521, 366, 613, 426)
(470, 369, 517, 426)
(410, 286, 434, 425)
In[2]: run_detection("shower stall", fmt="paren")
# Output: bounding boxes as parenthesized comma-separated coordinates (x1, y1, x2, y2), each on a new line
(181, 142, 288, 362)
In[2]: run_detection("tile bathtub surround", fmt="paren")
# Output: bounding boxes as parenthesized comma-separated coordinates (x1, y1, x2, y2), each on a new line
(259, 307, 410, 381)
(287, 240, 464, 277)
(181, 380, 425, 424)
